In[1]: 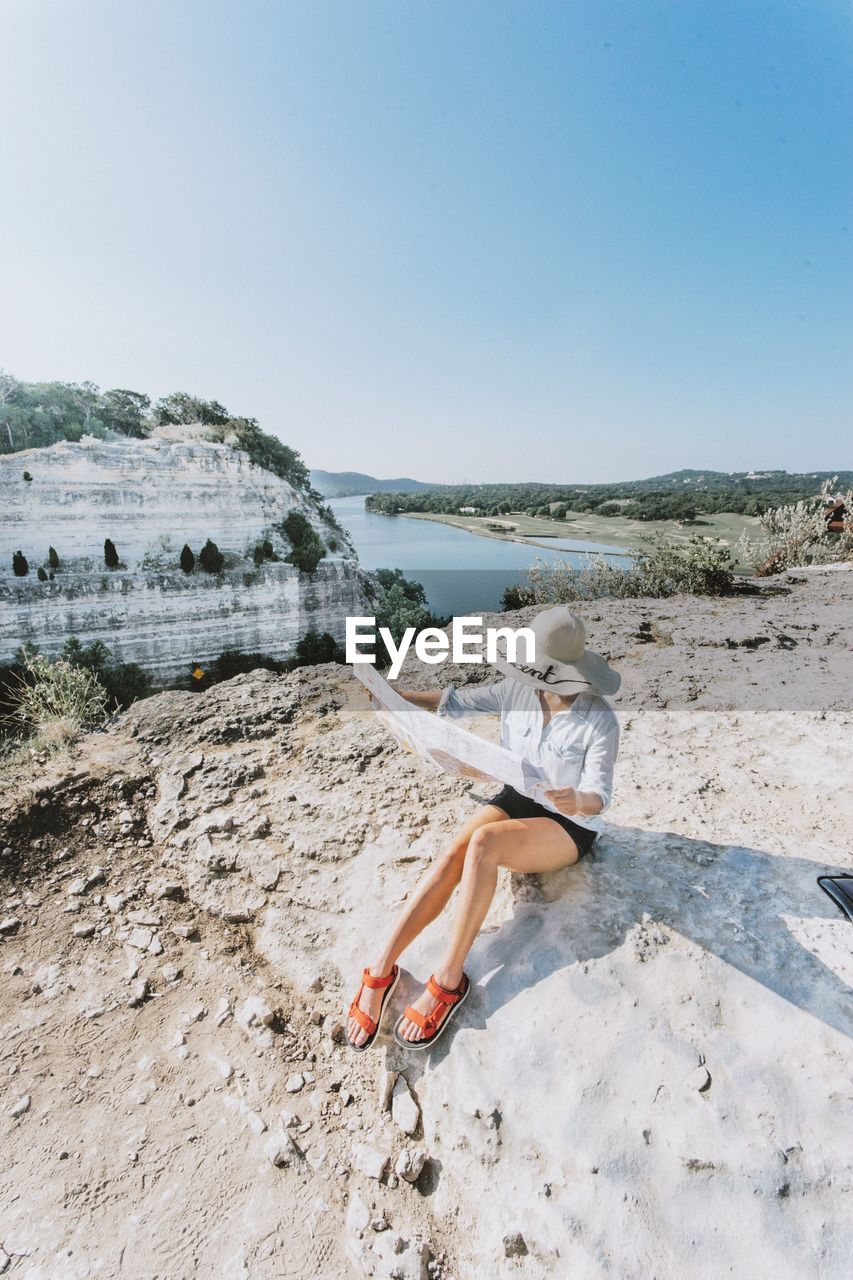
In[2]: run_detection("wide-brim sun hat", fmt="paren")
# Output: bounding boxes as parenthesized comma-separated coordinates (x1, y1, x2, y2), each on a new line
(492, 606, 621, 696)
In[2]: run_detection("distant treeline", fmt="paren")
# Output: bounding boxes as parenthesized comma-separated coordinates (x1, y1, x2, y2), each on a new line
(0, 371, 314, 496)
(365, 470, 853, 521)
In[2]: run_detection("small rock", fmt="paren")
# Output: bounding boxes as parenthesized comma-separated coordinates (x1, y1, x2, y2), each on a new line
(265, 1135, 292, 1167)
(687, 1066, 712, 1093)
(67, 878, 87, 896)
(237, 996, 275, 1032)
(214, 1058, 234, 1081)
(392, 1076, 420, 1136)
(245, 1109, 267, 1136)
(72, 923, 96, 939)
(0, 917, 22, 935)
(171, 923, 198, 940)
(148, 880, 183, 901)
(346, 1190, 371, 1236)
(127, 909, 161, 927)
(280, 1108, 300, 1128)
(309, 1008, 324, 1025)
(105, 894, 126, 914)
(183, 1003, 207, 1025)
(127, 979, 149, 1008)
(214, 996, 232, 1026)
(161, 963, 181, 983)
(352, 1141, 389, 1180)
(378, 1069, 398, 1112)
(395, 1147, 427, 1183)
(371, 1217, 389, 1232)
(127, 926, 153, 951)
(285, 1073, 305, 1093)
(148, 934, 164, 956)
(503, 1231, 528, 1258)
(9, 1094, 31, 1118)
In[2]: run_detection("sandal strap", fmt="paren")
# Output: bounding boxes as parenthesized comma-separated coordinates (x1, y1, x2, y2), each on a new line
(426, 973, 465, 1004)
(348, 996, 377, 1035)
(361, 964, 397, 990)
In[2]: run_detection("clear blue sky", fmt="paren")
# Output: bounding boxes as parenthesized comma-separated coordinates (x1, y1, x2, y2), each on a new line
(0, 1, 850, 482)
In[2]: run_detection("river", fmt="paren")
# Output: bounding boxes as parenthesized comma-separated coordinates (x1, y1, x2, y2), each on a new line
(329, 495, 633, 616)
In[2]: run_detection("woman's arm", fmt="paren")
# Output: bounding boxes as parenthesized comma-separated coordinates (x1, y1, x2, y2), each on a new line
(397, 690, 442, 711)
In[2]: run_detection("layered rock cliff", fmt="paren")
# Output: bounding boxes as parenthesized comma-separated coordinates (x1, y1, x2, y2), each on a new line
(1, 437, 372, 683)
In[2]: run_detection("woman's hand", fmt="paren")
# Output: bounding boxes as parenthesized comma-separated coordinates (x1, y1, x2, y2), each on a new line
(544, 787, 604, 818)
(544, 786, 581, 816)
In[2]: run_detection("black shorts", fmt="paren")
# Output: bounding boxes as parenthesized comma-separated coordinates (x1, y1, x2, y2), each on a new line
(487, 785, 597, 859)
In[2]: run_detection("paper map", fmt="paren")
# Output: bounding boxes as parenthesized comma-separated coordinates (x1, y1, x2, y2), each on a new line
(353, 664, 550, 799)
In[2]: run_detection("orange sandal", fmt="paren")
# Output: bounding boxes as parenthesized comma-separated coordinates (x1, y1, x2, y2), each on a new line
(346, 963, 400, 1052)
(393, 972, 470, 1050)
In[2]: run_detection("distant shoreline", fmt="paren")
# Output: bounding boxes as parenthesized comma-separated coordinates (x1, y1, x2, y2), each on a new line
(399, 510, 635, 559)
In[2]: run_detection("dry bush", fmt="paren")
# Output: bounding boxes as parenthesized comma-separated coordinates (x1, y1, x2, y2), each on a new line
(736, 477, 853, 574)
(10, 653, 108, 751)
(520, 533, 734, 603)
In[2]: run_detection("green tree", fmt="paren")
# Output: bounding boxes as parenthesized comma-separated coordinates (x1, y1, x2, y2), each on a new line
(281, 511, 326, 574)
(199, 538, 224, 573)
(48, 546, 59, 569)
(104, 538, 119, 568)
(180, 544, 195, 573)
(12, 550, 28, 576)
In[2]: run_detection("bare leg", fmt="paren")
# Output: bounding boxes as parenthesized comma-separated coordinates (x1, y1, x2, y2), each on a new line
(397, 817, 580, 1042)
(346, 805, 507, 1047)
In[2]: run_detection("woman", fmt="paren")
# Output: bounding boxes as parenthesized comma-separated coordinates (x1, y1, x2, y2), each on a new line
(346, 606, 621, 1052)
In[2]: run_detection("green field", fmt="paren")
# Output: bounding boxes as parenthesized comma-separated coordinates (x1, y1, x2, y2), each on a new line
(403, 508, 762, 568)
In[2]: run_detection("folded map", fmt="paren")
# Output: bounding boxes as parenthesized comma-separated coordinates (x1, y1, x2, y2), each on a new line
(353, 665, 550, 799)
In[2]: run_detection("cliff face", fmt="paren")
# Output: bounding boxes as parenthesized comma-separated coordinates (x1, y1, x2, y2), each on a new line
(1, 437, 372, 682)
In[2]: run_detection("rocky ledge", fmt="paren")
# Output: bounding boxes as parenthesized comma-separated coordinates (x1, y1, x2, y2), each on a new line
(1, 566, 851, 1278)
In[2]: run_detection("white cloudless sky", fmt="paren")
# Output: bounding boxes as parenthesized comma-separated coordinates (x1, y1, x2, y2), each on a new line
(0, 0, 850, 481)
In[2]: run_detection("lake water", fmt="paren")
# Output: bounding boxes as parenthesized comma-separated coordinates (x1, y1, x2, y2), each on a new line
(330, 495, 633, 616)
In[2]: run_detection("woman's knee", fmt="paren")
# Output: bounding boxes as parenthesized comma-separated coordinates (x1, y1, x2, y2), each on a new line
(465, 824, 504, 868)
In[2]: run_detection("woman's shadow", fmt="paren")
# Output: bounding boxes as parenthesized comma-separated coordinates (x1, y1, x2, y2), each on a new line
(430, 824, 853, 1052)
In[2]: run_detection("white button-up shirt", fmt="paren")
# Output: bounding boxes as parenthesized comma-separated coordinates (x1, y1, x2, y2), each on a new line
(437, 678, 619, 832)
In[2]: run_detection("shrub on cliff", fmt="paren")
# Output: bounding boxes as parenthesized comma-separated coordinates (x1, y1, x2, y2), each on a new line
(253, 543, 265, 566)
(48, 546, 60, 570)
(37, 567, 48, 582)
(199, 538, 224, 573)
(281, 511, 326, 574)
(104, 538, 120, 568)
(180, 544, 195, 572)
(292, 629, 345, 666)
(373, 569, 446, 668)
(12, 551, 29, 576)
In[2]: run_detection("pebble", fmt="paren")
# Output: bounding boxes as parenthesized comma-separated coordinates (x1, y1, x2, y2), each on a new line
(395, 1147, 427, 1183)
(246, 1109, 267, 1136)
(127, 979, 149, 1008)
(148, 934, 164, 956)
(214, 996, 232, 1026)
(378, 1069, 398, 1112)
(88, 1064, 103, 1078)
(687, 1065, 712, 1093)
(127, 909, 161, 927)
(265, 1135, 293, 1168)
(0, 917, 21, 935)
(161, 963, 181, 983)
(67, 878, 87, 896)
(105, 894, 126, 914)
(127, 926, 153, 951)
(183, 1003, 207, 1025)
(391, 1076, 420, 1136)
(346, 1190, 371, 1236)
(9, 1094, 31, 1118)
(72, 923, 96, 939)
(237, 996, 275, 1032)
(171, 923, 198, 940)
(352, 1141, 389, 1180)
(285, 1073, 305, 1093)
